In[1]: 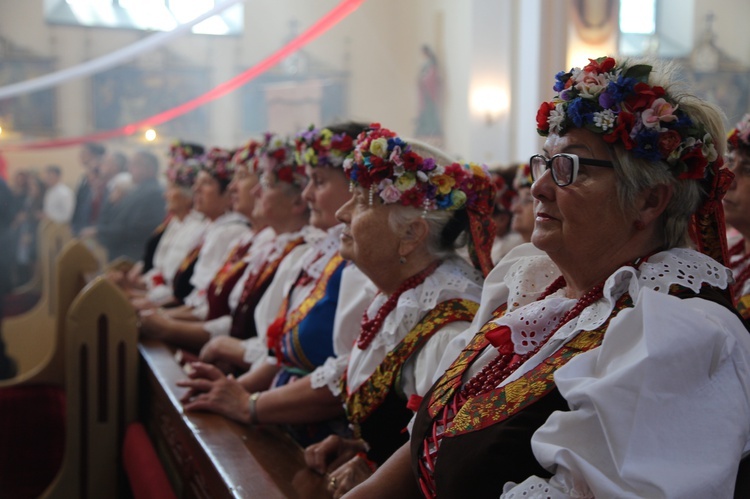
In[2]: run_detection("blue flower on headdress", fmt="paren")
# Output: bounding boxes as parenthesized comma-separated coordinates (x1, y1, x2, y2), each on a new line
(567, 98, 597, 128)
(601, 76, 637, 109)
(553, 71, 571, 92)
(388, 137, 407, 150)
(633, 129, 662, 161)
(436, 192, 453, 209)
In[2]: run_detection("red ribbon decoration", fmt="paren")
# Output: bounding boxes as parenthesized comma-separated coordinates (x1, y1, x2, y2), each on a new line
(2, 0, 365, 152)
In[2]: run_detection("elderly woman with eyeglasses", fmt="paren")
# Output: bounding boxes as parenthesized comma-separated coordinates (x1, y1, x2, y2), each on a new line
(725, 114, 750, 320)
(345, 57, 750, 499)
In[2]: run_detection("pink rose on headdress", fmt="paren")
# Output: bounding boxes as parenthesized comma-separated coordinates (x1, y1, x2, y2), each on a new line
(641, 98, 678, 129)
(390, 146, 404, 166)
(378, 179, 401, 204)
(575, 72, 608, 99)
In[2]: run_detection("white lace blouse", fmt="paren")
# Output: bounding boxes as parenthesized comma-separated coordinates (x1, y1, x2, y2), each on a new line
(346, 257, 484, 401)
(444, 245, 750, 499)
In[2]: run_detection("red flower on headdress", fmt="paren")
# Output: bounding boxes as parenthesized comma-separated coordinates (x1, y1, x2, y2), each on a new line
(602, 111, 636, 149)
(657, 130, 682, 157)
(536, 101, 555, 133)
(277, 166, 294, 184)
(624, 83, 666, 112)
(678, 146, 708, 180)
(583, 57, 616, 74)
(402, 151, 422, 171)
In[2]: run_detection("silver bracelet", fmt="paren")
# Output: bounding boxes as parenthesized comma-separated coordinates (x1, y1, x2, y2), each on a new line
(248, 392, 261, 425)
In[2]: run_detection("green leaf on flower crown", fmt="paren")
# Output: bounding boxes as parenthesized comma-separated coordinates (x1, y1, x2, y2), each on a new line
(623, 64, 653, 80)
(584, 123, 605, 134)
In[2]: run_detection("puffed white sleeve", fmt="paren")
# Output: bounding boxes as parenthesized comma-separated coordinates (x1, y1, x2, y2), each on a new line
(310, 264, 376, 395)
(502, 289, 750, 499)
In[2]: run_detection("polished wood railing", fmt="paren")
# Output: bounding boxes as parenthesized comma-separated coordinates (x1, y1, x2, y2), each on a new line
(138, 338, 333, 499)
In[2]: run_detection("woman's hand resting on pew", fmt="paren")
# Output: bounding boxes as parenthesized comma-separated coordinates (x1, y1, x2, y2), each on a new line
(176, 362, 252, 424)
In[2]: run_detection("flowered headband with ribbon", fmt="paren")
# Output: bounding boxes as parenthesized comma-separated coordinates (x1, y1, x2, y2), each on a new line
(232, 139, 262, 173)
(260, 132, 308, 189)
(491, 172, 517, 213)
(728, 114, 750, 155)
(538, 55, 730, 269)
(202, 147, 236, 189)
(513, 163, 533, 190)
(167, 140, 204, 188)
(294, 125, 355, 170)
(343, 123, 497, 276)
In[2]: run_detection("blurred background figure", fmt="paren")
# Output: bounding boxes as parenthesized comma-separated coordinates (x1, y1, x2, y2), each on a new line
(510, 162, 534, 243)
(71, 142, 105, 236)
(41, 164, 75, 224)
(0, 175, 18, 379)
(11, 171, 45, 286)
(489, 168, 522, 264)
(94, 150, 165, 261)
(725, 113, 750, 319)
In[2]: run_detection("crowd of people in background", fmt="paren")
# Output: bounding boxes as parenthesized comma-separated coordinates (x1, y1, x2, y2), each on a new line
(2, 54, 750, 498)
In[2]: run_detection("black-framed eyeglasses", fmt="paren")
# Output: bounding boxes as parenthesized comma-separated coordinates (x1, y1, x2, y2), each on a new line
(529, 153, 614, 187)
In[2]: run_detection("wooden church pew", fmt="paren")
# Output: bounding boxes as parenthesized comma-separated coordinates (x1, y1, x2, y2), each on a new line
(0, 238, 97, 387)
(39, 276, 139, 498)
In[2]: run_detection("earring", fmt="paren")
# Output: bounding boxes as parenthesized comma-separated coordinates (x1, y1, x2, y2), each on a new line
(399, 256, 407, 265)
(634, 220, 645, 230)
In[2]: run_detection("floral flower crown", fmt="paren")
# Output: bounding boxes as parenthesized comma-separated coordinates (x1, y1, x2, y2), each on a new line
(260, 132, 308, 189)
(536, 56, 721, 180)
(294, 125, 355, 170)
(202, 147, 236, 186)
(167, 140, 204, 188)
(343, 123, 494, 212)
(232, 139, 262, 173)
(491, 172, 517, 213)
(343, 124, 498, 275)
(728, 114, 750, 155)
(513, 163, 533, 190)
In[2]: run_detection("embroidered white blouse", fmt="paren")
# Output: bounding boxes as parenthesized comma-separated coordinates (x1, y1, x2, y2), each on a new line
(144, 210, 207, 304)
(438, 244, 750, 499)
(346, 257, 484, 401)
(182, 211, 250, 311)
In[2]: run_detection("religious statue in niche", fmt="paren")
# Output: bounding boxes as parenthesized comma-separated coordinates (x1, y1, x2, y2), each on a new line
(415, 45, 443, 145)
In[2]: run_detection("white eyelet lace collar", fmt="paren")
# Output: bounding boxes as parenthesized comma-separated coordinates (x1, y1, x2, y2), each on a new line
(499, 248, 732, 354)
(366, 257, 484, 351)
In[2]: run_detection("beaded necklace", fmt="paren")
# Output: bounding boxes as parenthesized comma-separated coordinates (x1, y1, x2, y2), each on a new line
(461, 275, 604, 398)
(357, 260, 442, 350)
(729, 240, 750, 299)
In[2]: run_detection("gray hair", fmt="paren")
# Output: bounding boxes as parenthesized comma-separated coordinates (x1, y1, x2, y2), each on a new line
(385, 139, 466, 258)
(607, 58, 726, 249)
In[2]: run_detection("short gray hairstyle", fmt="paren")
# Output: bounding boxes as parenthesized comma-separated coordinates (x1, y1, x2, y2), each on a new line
(607, 58, 726, 249)
(385, 139, 467, 258)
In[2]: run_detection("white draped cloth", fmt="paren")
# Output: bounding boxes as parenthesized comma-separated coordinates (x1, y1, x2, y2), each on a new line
(347, 257, 484, 401)
(201, 225, 320, 340)
(438, 245, 750, 499)
(144, 210, 207, 304)
(182, 211, 249, 313)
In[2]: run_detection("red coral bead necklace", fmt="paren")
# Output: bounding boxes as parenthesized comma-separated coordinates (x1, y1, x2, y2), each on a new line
(357, 260, 442, 349)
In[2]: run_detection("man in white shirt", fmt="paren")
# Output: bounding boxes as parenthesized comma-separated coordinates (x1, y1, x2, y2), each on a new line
(42, 165, 75, 224)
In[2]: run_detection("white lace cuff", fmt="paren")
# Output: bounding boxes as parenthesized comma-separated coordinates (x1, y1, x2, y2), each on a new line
(146, 284, 173, 306)
(191, 303, 208, 321)
(242, 337, 267, 366)
(202, 315, 232, 338)
(501, 476, 576, 499)
(310, 354, 348, 396)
